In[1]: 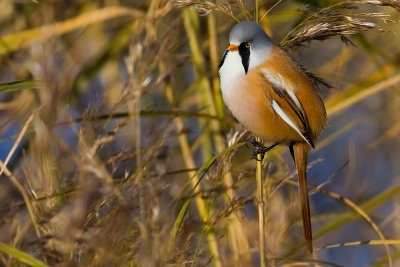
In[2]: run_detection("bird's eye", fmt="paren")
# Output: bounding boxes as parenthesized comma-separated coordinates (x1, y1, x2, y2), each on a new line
(245, 42, 250, 48)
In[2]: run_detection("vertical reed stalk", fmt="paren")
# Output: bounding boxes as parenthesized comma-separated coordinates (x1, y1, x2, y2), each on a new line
(207, 12, 251, 264)
(0, 112, 40, 236)
(255, 0, 259, 22)
(255, 7, 266, 264)
(182, 8, 213, 163)
(256, 137, 266, 267)
(184, 7, 251, 263)
(135, 92, 146, 232)
(207, 13, 225, 120)
(181, 9, 223, 265)
(160, 60, 222, 267)
(125, 52, 147, 241)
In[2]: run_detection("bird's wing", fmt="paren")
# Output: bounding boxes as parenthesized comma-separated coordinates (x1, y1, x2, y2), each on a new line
(260, 68, 314, 147)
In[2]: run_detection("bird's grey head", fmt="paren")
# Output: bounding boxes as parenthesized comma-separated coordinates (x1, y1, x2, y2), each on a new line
(219, 21, 272, 74)
(229, 21, 271, 48)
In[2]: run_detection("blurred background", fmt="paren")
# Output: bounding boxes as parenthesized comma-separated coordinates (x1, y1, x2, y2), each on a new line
(0, 0, 400, 266)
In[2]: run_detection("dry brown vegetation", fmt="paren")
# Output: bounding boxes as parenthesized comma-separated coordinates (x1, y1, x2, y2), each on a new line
(1, 0, 400, 266)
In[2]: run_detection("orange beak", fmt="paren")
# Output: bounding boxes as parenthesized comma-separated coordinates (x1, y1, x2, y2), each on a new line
(228, 44, 238, 51)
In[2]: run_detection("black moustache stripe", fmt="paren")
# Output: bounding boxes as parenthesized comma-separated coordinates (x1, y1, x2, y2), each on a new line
(239, 42, 250, 74)
(218, 50, 228, 70)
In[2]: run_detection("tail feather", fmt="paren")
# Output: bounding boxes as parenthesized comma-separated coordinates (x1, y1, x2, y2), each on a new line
(293, 142, 313, 253)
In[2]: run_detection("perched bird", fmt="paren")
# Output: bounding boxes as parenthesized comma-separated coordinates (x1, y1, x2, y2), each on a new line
(218, 20, 327, 252)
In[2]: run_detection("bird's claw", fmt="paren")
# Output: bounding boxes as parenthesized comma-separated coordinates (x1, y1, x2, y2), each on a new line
(251, 148, 265, 161)
(244, 137, 264, 148)
(245, 137, 278, 160)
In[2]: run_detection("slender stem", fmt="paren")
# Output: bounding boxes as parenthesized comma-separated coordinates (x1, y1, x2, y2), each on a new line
(255, 0, 259, 22)
(0, 112, 40, 236)
(160, 57, 222, 267)
(181, 7, 251, 266)
(207, 13, 225, 120)
(208, 14, 251, 264)
(256, 136, 266, 267)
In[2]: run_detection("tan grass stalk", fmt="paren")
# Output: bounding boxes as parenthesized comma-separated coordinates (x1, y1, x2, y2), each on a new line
(161, 60, 222, 266)
(125, 42, 147, 241)
(256, 137, 266, 267)
(255, 0, 259, 22)
(207, 10, 251, 264)
(207, 13, 225, 120)
(283, 176, 397, 264)
(0, 242, 48, 267)
(254, 5, 267, 264)
(0, 6, 144, 56)
(284, 177, 393, 266)
(184, 7, 252, 263)
(0, 112, 40, 236)
(317, 239, 400, 250)
(327, 73, 400, 117)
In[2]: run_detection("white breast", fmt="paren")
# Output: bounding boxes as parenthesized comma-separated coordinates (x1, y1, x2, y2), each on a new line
(219, 51, 265, 136)
(219, 51, 246, 115)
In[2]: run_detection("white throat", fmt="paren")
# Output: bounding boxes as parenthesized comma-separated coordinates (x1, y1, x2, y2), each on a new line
(219, 51, 245, 97)
(219, 46, 270, 98)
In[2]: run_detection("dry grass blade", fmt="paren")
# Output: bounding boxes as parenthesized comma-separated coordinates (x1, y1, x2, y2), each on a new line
(55, 110, 233, 126)
(0, 6, 144, 55)
(368, 122, 400, 149)
(316, 239, 400, 250)
(0, 80, 41, 93)
(0, 242, 48, 267)
(314, 185, 392, 267)
(0, 111, 40, 236)
(327, 73, 400, 117)
(285, 178, 392, 266)
(0, 112, 36, 177)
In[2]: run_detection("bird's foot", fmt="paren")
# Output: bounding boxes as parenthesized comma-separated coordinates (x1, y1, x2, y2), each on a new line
(245, 138, 278, 161)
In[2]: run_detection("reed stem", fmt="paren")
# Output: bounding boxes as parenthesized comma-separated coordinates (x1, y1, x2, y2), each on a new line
(256, 136, 266, 267)
(255, 0, 259, 22)
(183, 7, 251, 264)
(207, 11, 251, 264)
(160, 56, 222, 266)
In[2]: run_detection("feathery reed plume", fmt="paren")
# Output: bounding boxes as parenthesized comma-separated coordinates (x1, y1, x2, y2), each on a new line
(355, 0, 400, 11)
(282, 5, 379, 47)
(282, 1, 400, 48)
(175, 0, 243, 19)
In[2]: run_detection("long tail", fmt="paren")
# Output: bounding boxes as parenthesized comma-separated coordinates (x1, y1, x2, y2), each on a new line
(293, 142, 313, 253)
